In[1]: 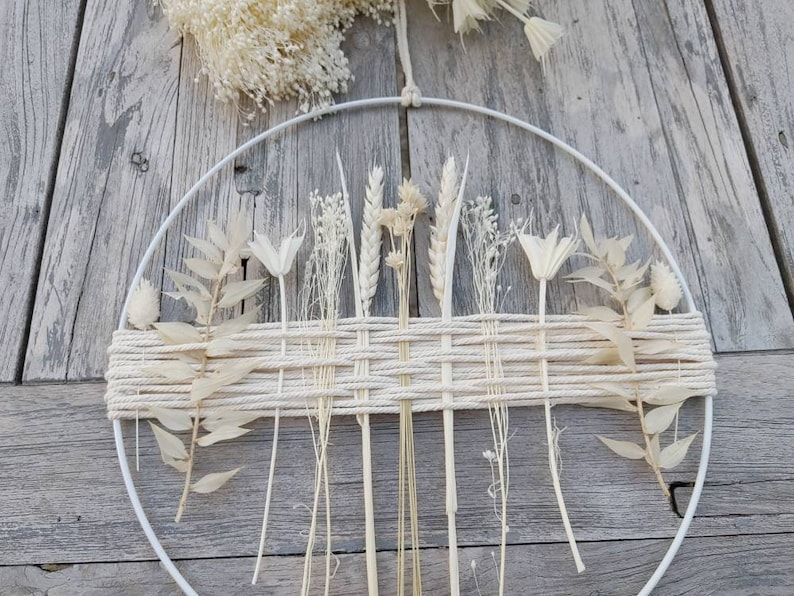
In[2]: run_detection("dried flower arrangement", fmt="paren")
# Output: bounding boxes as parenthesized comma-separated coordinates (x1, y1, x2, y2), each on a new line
(106, 155, 716, 592)
(157, 0, 563, 114)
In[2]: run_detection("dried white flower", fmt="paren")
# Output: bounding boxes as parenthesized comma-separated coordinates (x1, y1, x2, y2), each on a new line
(518, 226, 578, 281)
(650, 261, 682, 311)
(451, 0, 495, 33)
(523, 17, 565, 64)
(398, 178, 428, 213)
(385, 251, 405, 270)
(127, 278, 160, 330)
(249, 224, 305, 278)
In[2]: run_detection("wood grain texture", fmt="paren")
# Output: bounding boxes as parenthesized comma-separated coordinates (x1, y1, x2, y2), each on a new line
(1, 353, 790, 567)
(22, 0, 181, 381)
(405, 0, 793, 351)
(636, 0, 794, 349)
(0, 0, 83, 381)
(4, 532, 794, 595)
(709, 0, 794, 296)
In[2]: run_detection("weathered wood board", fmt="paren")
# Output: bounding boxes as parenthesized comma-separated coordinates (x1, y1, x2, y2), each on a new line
(0, 0, 83, 381)
(709, 0, 794, 299)
(0, 354, 789, 574)
(406, 0, 794, 351)
(4, 532, 794, 595)
(23, 0, 181, 382)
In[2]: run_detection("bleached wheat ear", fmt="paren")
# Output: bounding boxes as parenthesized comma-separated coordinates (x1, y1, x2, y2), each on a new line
(429, 157, 459, 307)
(359, 164, 384, 315)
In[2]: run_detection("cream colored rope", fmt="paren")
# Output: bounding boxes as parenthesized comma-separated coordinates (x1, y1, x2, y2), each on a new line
(105, 313, 716, 420)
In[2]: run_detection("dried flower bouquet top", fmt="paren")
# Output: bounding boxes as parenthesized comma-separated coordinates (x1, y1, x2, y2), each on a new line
(159, 0, 563, 114)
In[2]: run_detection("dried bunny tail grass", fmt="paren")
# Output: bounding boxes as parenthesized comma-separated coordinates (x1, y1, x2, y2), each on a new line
(127, 278, 160, 330)
(159, 0, 393, 114)
(429, 157, 459, 307)
(359, 164, 384, 316)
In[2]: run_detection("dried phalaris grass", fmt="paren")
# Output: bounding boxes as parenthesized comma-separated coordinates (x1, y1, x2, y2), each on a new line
(429, 155, 467, 596)
(381, 178, 428, 596)
(568, 215, 699, 497)
(517, 222, 584, 573)
(140, 211, 266, 522)
(301, 190, 349, 596)
(461, 195, 514, 595)
(356, 163, 385, 595)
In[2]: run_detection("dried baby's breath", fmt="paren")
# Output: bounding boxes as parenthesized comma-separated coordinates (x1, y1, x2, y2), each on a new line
(461, 195, 514, 593)
(159, 0, 393, 114)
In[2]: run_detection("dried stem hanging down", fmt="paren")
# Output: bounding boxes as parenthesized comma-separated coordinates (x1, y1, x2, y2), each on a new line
(356, 162, 385, 596)
(428, 156, 467, 596)
(568, 215, 697, 498)
(380, 178, 428, 596)
(461, 196, 514, 596)
(301, 191, 349, 596)
(248, 224, 305, 584)
(517, 223, 584, 573)
(140, 211, 266, 522)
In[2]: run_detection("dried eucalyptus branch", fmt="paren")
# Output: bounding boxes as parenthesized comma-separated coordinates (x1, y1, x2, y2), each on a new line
(461, 195, 514, 595)
(301, 191, 349, 596)
(248, 224, 305, 584)
(380, 178, 428, 596)
(568, 215, 697, 497)
(140, 211, 266, 522)
(517, 224, 584, 573)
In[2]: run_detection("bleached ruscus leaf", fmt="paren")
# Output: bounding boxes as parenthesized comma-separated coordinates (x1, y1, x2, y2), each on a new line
(644, 402, 684, 435)
(148, 406, 194, 432)
(190, 467, 242, 494)
(154, 322, 203, 345)
(658, 433, 698, 470)
(149, 422, 188, 463)
(196, 425, 252, 446)
(217, 278, 267, 308)
(644, 385, 701, 406)
(144, 361, 196, 382)
(597, 436, 646, 460)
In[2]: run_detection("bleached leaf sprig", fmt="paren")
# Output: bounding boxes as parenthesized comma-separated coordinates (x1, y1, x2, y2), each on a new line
(144, 211, 267, 521)
(570, 215, 698, 496)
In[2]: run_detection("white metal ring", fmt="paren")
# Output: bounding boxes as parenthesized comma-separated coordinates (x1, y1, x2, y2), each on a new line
(113, 96, 713, 595)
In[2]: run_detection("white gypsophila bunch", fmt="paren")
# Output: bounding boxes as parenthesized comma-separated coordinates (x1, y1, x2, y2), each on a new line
(461, 195, 513, 315)
(160, 0, 393, 114)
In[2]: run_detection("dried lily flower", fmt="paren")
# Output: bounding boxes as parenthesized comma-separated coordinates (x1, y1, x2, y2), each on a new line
(518, 226, 579, 281)
(650, 261, 682, 311)
(127, 278, 160, 330)
(248, 224, 305, 278)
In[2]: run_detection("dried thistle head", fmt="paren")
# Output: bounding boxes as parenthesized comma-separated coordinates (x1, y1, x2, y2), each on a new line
(127, 278, 160, 330)
(650, 261, 682, 311)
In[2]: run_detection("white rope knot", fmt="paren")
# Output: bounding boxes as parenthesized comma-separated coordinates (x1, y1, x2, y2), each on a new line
(401, 84, 422, 107)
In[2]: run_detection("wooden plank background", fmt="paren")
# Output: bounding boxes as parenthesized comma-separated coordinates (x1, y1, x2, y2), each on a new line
(2, 0, 793, 593)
